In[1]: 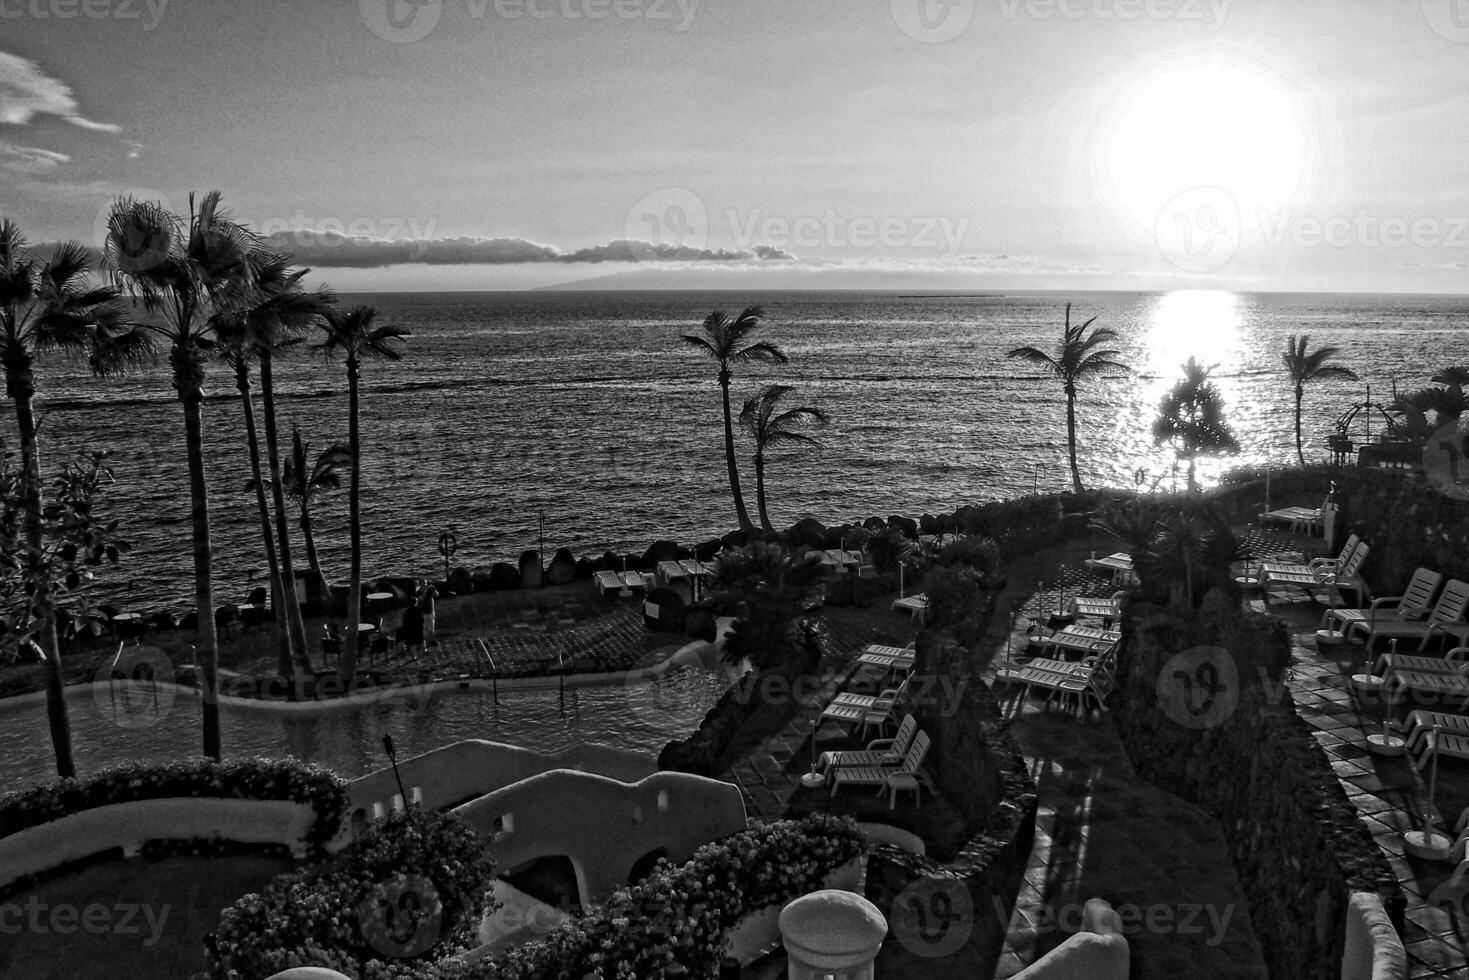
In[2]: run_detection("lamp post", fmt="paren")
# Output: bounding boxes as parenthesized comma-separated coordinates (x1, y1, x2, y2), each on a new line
(438, 530, 457, 582)
(383, 734, 410, 813)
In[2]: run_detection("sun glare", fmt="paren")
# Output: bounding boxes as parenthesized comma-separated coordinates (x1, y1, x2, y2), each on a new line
(1145, 290, 1244, 379)
(1102, 57, 1312, 237)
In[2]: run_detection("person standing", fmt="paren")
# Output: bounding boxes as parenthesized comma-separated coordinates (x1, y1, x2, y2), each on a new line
(418, 584, 438, 647)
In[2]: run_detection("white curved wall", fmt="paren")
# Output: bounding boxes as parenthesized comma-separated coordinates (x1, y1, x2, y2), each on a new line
(0, 798, 316, 889)
(454, 769, 746, 905)
(347, 740, 657, 828)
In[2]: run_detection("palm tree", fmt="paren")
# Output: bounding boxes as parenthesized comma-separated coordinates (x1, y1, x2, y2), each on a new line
(737, 384, 828, 534)
(1152, 357, 1240, 493)
(105, 191, 262, 760)
(219, 256, 332, 684)
(0, 222, 151, 777)
(221, 314, 293, 679)
(680, 307, 788, 533)
(1006, 303, 1129, 494)
(317, 305, 409, 683)
(709, 541, 826, 671)
(1282, 335, 1358, 466)
(282, 426, 349, 605)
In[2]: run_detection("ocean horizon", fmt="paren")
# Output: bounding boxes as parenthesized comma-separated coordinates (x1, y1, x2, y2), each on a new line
(10, 287, 1464, 613)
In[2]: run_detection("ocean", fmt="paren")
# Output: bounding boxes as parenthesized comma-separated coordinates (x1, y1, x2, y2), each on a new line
(12, 288, 1465, 613)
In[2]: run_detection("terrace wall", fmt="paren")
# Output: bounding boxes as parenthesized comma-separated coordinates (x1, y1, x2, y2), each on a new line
(1111, 598, 1404, 980)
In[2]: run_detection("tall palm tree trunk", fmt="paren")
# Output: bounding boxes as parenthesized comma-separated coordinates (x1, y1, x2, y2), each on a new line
(1294, 386, 1306, 467)
(339, 357, 362, 683)
(259, 354, 313, 686)
(234, 361, 292, 679)
(299, 503, 328, 604)
(178, 363, 221, 761)
(1065, 389, 1083, 494)
(720, 376, 754, 532)
(10, 367, 73, 777)
(753, 452, 774, 533)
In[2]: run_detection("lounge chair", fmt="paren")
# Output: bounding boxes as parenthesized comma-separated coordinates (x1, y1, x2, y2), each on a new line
(1383, 664, 1469, 713)
(830, 731, 933, 795)
(821, 679, 908, 727)
(592, 570, 624, 595)
(1411, 728, 1469, 771)
(818, 714, 919, 776)
(1261, 539, 1369, 605)
(891, 594, 928, 622)
(1350, 647, 1467, 693)
(1347, 578, 1469, 652)
(1404, 710, 1469, 757)
(1322, 567, 1442, 638)
(1261, 498, 1327, 535)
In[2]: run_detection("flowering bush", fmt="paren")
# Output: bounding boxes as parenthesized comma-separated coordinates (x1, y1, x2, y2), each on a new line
(438, 815, 868, 980)
(202, 808, 498, 980)
(0, 757, 348, 850)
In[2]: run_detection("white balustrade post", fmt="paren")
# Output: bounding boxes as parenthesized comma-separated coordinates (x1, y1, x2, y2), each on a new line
(779, 889, 887, 980)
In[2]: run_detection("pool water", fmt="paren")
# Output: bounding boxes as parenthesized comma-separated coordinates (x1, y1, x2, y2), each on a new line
(0, 667, 732, 792)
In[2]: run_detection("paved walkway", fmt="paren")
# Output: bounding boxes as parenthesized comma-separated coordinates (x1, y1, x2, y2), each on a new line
(1254, 591, 1469, 979)
(988, 693, 1268, 978)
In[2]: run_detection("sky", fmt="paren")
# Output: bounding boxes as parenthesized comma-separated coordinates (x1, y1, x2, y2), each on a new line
(3, 0, 1469, 292)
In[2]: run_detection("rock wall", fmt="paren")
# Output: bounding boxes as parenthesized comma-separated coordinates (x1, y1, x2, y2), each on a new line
(1111, 599, 1404, 980)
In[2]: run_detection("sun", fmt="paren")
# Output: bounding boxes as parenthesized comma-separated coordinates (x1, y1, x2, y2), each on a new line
(1100, 55, 1314, 236)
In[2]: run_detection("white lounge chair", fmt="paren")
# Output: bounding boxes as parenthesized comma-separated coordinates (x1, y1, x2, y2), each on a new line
(830, 731, 933, 796)
(818, 714, 919, 776)
(1349, 578, 1469, 652)
(1322, 567, 1442, 637)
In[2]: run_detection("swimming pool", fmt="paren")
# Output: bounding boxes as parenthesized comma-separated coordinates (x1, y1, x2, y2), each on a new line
(0, 666, 732, 792)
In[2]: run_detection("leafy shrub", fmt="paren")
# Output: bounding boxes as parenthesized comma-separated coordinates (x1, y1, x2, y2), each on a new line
(202, 808, 498, 980)
(435, 816, 869, 980)
(0, 757, 348, 851)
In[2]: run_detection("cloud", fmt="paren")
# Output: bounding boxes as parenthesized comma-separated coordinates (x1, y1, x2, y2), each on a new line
(0, 139, 69, 173)
(0, 51, 119, 132)
(263, 231, 796, 268)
